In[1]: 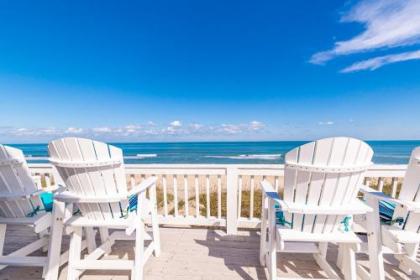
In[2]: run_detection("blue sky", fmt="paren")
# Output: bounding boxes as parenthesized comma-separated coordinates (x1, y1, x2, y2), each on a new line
(0, 0, 419, 143)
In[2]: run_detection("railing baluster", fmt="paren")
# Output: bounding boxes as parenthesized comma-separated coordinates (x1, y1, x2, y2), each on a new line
(365, 177, 371, 188)
(217, 175, 221, 219)
(195, 175, 200, 217)
(173, 175, 178, 217)
(130, 174, 135, 188)
(184, 175, 189, 217)
(237, 175, 242, 219)
(141, 174, 146, 197)
(26, 163, 406, 233)
(163, 175, 168, 216)
(377, 177, 384, 192)
(391, 177, 398, 198)
(250, 175, 255, 219)
(44, 174, 51, 188)
(206, 175, 210, 218)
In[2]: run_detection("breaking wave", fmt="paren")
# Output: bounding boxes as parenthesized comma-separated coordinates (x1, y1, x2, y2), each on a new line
(124, 154, 157, 159)
(206, 154, 281, 160)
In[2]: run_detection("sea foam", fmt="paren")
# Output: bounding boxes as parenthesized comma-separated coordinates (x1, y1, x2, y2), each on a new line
(206, 154, 281, 160)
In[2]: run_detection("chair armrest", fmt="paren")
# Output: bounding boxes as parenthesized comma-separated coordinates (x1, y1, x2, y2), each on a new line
(260, 180, 285, 209)
(54, 191, 126, 203)
(33, 184, 66, 196)
(360, 184, 420, 213)
(54, 177, 157, 203)
(0, 193, 31, 201)
(127, 176, 157, 198)
(0, 186, 65, 202)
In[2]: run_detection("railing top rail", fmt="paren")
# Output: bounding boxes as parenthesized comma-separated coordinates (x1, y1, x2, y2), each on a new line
(27, 163, 407, 178)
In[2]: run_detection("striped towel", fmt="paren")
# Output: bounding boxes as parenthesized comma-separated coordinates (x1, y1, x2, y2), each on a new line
(379, 200, 396, 223)
(273, 199, 397, 227)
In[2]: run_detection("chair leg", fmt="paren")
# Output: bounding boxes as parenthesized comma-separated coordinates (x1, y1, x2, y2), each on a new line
(67, 227, 82, 280)
(99, 228, 111, 255)
(150, 185, 161, 257)
(319, 242, 328, 258)
(399, 242, 419, 275)
(336, 244, 344, 269)
(259, 204, 267, 266)
(132, 221, 145, 280)
(38, 229, 49, 253)
(84, 227, 96, 254)
(0, 224, 6, 271)
(365, 196, 385, 280)
(342, 244, 357, 280)
(267, 199, 277, 280)
(44, 200, 65, 280)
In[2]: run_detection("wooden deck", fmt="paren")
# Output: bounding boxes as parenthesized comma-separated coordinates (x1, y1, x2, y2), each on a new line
(0, 225, 416, 280)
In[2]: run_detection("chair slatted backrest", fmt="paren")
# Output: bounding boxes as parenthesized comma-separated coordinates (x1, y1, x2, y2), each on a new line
(283, 137, 373, 233)
(0, 145, 42, 218)
(48, 137, 128, 220)
(392, 147, 420, 232)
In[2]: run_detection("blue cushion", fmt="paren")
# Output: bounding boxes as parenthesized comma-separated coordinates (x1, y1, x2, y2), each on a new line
(40, 192, 54, 212)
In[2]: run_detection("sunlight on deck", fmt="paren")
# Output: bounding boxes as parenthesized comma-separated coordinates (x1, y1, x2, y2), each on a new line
(0, 225, 414, 280)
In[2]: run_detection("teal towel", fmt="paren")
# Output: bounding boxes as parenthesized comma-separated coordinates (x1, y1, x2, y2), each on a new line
(40, 192, 54, 212)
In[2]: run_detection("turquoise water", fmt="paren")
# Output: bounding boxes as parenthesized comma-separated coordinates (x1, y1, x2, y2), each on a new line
(8, 140, 420, 164)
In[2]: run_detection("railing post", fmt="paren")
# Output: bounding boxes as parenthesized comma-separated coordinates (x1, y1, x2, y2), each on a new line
(226, 167, 239, 235)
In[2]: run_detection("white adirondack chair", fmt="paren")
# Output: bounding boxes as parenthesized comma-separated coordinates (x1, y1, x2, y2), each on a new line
(359, 146, 420, 279)
(0, 144, 66, 279)
(48, 137, 160, 280)
(259, 137, 373, 280)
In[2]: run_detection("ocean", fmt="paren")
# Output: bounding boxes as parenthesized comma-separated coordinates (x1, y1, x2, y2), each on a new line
(8, 140, 420, 165)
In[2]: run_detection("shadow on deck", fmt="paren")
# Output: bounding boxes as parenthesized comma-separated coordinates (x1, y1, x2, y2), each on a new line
(0, 226, 415, 279)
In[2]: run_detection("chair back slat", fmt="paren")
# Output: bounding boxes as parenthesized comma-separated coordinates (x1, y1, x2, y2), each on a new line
(283, 137, 373, 233)
(49, 138, 128, 220)
(0, 145, 42, 218)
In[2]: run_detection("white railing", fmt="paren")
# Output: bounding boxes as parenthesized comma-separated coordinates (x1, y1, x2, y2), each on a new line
(28, 163, 407, 234)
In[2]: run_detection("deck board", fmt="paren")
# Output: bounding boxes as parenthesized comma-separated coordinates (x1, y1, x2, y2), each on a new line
(0, 225, 416, 279)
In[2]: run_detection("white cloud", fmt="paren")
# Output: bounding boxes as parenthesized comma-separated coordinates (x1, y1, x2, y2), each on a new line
(341, 49, 420, 72)
(170, 120, 182, 127)
(93, 127, 112, 133)
(65, 127, 83, 134)
(189, 123, 204, 130)
(123, 124, 141, 134)
(164, 120, 183, 134)
(249, 121, 265, 131)
(311, 0, 420, 71)
(318, 121, 334, 125)
(0, 121, 269, 141)
(217, 121, 266, 134)
(220, 124, 241, 134)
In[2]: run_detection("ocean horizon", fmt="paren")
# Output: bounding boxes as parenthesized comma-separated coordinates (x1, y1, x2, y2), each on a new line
(9, 140, 420, 165)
